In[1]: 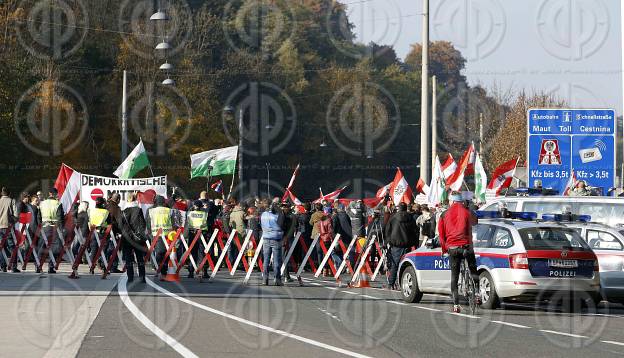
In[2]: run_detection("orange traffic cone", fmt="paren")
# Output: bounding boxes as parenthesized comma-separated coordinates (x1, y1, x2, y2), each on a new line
(351, 265, 371, 288)
(163, 240, 180, 283)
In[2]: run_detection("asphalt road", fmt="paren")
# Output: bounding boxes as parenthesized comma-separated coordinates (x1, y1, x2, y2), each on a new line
(3, 267, 624, 358)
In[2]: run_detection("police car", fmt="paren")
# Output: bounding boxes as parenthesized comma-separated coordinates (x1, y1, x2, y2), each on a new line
(398, 212, 601, 309)
(560, 221, 624, 304)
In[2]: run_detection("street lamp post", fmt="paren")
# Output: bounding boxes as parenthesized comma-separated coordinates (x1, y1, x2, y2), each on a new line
(224, 106, 244, 198)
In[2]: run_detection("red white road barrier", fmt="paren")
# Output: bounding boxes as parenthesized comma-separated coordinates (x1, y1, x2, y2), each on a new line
(350, 235, 376, 284)
(315, 234, 341, 278)
(334, 235, 357, 279)
(177, 231, 201, 275)
(280, 232, 301, 276)
(296, 234, 320, 282)
(89, 226, 113, 272)
(243, 236, 264, 285)
(196, 229, 219, 275)
(371, 241, 386, 281)
(156, 229, 182, 274)
(231, 230, 252, 275)
(210, 230, 237, 280)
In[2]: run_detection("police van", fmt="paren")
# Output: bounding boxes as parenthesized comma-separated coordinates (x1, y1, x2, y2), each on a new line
(561, 221, 624, 304)
(398, 212, 601, 309)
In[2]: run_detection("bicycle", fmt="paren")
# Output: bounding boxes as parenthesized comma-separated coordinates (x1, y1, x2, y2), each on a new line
(457, 247, 478, 315)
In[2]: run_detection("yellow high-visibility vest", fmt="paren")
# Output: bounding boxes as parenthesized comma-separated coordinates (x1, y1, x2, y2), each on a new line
(149, 206, 172, 236)
(40, 199, 60, 226)
(187, 210, 208, 231)
(89, 208, 109, 228)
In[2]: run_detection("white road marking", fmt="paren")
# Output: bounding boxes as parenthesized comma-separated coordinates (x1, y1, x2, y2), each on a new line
(602, 340, 624, 347)
(340, 290, 359, 295)
(539, 330, 587, 339)
(386, 300, 407, 306)
(360, 294, 380, 300)
(491, 321, 530, 329)
(117, 276, 198, 358)
(447, 312, 479, 319)
(411, 305, 441, 312)
(146, 279, 374, 358)
(318, 308, 342, 322)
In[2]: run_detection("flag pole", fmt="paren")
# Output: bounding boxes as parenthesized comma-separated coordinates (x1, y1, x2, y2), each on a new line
(227, 163, 237, 200)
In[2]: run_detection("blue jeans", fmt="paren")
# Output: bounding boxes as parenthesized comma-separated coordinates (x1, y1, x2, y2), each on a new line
(388, 247, 407, 286)
(262, 239, 282, 281)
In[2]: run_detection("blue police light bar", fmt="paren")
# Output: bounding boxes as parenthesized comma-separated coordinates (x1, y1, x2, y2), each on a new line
(510, 211, 538, 220)
(541, 213, 591, 222)
(476, 211, 500, 219)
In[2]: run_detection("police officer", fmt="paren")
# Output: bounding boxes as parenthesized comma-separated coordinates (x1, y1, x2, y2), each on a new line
(146, 195, 173, 280)
(89, 197, 110, 274)
(185, 200, 209, 279)
(39, 188, 64, 274)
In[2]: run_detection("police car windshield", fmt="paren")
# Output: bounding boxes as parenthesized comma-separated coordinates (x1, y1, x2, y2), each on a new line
(518, 227, 591, 251)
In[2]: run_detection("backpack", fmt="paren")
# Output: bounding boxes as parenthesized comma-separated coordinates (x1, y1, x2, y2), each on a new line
(319, 218, 333, 242)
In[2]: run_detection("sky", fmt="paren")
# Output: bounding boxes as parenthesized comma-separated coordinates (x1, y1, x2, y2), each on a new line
(346, 0, 623, 115)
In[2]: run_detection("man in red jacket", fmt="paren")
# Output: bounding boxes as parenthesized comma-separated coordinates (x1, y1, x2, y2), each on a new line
(438, 192, 480, 313)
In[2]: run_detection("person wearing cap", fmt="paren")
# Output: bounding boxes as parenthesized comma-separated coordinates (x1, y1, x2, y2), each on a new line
(438, 192, 480, 313)
(385, 202, 419, 290)
(39, 188, 65, 274)
(281, 202, 297, 282)
(122, 194, 147, 283)
(185, 200, 209, 278)
(146, 195, 174, 280)
(89, 197, 111, 274)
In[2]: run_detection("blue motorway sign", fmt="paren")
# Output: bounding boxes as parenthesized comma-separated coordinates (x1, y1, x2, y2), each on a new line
(527, 109, 616, 194)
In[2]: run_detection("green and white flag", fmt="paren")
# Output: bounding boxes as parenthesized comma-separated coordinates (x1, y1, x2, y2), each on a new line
(190, 145, 238, 178)
(474, 152, 488, 203)
(114, 139, 150, 179)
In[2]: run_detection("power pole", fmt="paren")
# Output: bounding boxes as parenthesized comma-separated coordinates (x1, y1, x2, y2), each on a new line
(431, 75, 437, 171)
(479, 112, 484, 154)
(419, 0, 430, 182)
(121, 70, 128, 161)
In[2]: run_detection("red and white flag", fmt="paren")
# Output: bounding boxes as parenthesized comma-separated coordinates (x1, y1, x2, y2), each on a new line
(487, 158, 519, 196)
(389, 168, 413, 205)
(441, 154, 457, 180)
(415, 178, 430, 195)
(446, 144, 476, 191)
(285, 189, 302, 205)
(375, 182, 392, 198)
(563, 170, 577, 196)
(54, 164, 81, 213)
(314, 186, 347, 203)
(281, 164, 300, 202)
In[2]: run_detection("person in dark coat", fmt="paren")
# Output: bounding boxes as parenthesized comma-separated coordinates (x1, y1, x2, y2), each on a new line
(106, 193, 124, 273)
(281, 203, 297, 282)
(384, 202, 419, 290)
(72, 201, 90, 258)
(122, 193, 147, 283)
(332, 203, 353, 267)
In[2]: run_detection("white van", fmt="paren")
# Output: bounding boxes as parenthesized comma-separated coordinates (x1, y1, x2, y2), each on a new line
(481, 196, 624, 227)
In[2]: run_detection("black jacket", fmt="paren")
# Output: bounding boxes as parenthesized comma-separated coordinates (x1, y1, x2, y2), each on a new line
(123, 204, 146, 241)
(385, 211, 419, 248)
(76, 211, 90, 239)
(332, 211, 352, 241)
(296, 212, 312, 239)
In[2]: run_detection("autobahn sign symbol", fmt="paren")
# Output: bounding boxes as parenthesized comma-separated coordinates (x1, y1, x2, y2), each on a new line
(527, 109, 616, 194)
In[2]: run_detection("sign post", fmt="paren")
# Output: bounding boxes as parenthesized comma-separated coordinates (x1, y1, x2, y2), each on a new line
(527, 109, 616, 194)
